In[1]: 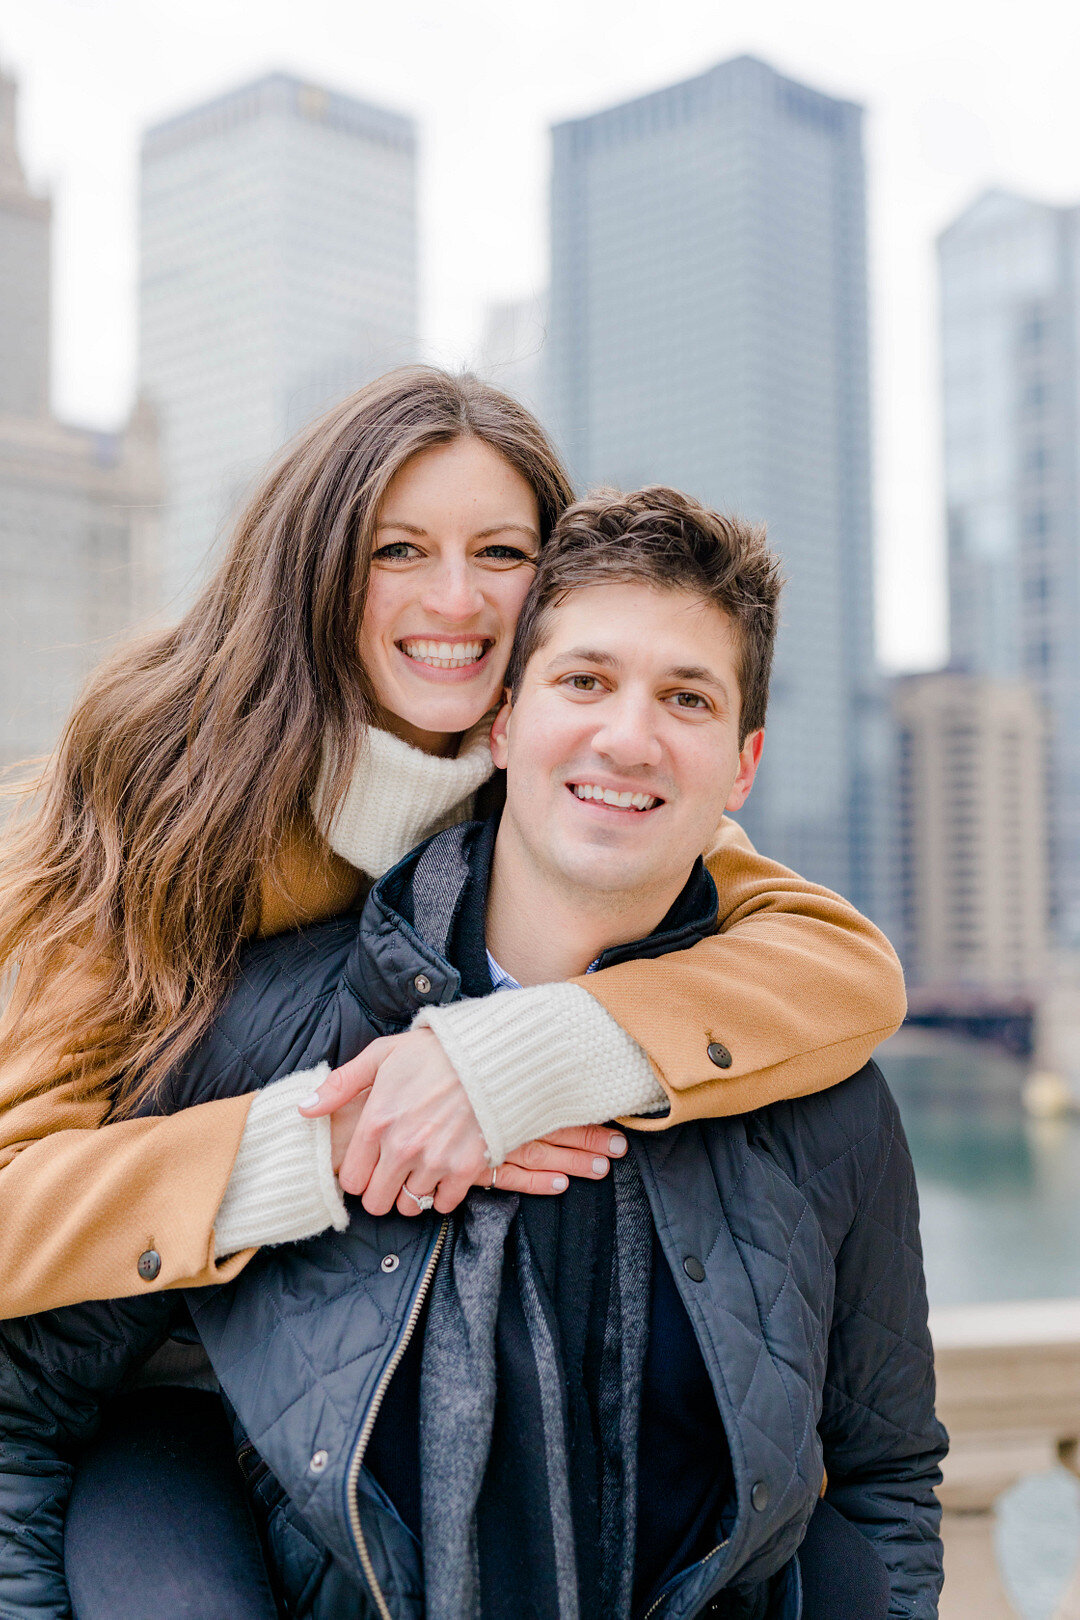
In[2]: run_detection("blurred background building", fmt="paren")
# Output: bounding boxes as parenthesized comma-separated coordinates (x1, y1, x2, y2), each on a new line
(894, 672, 1047, 991)
(939, 190, 1080, 951)
(545, 55, 880, 910)
(0, 61, 159, 771)
(139, 71, 418, 606)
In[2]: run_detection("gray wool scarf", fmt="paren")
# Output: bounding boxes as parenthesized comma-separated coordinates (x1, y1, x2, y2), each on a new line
(419, 1154, 653, 1620)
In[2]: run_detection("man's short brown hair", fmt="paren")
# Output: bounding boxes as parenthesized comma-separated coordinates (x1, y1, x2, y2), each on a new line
(506, 486, 783, 740)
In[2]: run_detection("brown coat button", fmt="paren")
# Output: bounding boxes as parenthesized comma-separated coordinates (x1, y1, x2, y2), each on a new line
(137, 1249, 162, 1282)
(707, 1041, 733, 1069)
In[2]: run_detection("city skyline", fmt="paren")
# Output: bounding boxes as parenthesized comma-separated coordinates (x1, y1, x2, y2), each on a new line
(4, 0, 1080, 675)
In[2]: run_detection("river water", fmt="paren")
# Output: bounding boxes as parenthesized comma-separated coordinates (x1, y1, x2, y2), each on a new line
(876, 1031, 1080, 1617)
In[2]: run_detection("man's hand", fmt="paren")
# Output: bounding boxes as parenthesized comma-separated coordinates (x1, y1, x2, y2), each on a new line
(299, 1029, 627, 1217)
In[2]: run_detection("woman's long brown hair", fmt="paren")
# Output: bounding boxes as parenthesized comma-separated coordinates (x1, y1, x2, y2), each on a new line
(0, 367, 575, 1113)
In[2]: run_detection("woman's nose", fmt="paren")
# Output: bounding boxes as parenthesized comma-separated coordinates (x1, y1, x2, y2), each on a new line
(421, 562, 485, 621)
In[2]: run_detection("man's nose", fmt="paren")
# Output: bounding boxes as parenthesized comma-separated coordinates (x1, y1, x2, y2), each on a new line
(420, 560, 485, 622)
(591, 694, 663, 769)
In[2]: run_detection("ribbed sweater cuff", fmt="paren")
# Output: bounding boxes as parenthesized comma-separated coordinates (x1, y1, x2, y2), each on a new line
(213, 1066, 348, 1258)
(414, 983, 667, 1164)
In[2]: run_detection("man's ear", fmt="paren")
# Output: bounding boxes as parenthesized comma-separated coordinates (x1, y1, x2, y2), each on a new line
(725, 729, 764, 813)
(489, 691, 513, 769)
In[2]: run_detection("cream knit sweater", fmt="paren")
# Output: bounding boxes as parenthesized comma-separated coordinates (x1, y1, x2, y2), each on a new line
(213, 725, 663, 1258)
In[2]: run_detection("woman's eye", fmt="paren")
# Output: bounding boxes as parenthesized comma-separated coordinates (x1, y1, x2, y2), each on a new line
(372, 541, 419, 562)
(477, 544, 536, 564)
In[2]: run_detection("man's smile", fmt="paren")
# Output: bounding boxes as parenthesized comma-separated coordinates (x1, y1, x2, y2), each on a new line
(567, 781, 665, 813)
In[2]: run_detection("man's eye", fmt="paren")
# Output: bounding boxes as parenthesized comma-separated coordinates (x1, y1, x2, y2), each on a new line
(674, 691, 708, 709)
(477, 544, 537, 564)
(372, 541, 419, 561)
(568, 674, 599, 691)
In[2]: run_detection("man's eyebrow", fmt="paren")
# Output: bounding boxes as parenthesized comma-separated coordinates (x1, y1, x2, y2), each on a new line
(669, 664, 724, 687)
(545, 647, 620, 668)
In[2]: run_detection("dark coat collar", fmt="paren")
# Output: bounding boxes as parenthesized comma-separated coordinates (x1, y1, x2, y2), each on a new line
(354, 817, 718, 1024)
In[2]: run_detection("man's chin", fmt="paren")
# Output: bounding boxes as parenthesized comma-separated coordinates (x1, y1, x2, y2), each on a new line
(552, 851, 665, 898)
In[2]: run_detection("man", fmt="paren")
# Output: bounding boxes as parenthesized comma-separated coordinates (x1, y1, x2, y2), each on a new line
(0, 488, 945, 1620)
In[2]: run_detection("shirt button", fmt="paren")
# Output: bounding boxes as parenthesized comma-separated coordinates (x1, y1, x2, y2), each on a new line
(751, 1480, 769, 1512)
(413, 973, 432, 996)
(137, 1249, 161, 1282)
(683, 1255, 706, 1283)
(707, 1041, 733, 1069)
(380, 1253, 400, 1273)
(309, 1449, 329, 1475)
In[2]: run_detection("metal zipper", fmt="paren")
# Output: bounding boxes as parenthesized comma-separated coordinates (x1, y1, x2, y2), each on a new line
(641, 1538, 729, 1620)
(345, 1218, 449, 1620)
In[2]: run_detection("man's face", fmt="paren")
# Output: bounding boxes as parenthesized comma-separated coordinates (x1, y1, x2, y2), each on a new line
(490, 581, 764, 904)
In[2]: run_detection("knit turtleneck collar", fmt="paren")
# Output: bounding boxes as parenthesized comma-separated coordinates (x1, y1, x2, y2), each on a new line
(312, 716, 496, 879)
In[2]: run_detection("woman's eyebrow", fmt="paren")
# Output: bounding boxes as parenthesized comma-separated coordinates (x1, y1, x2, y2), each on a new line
(374, 520, 540, 542)
(473, 523, 540, 542)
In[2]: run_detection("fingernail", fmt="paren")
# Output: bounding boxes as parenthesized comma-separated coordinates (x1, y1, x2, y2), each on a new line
(592, 1157, 608, 1174)
(298, 1094, 323, 1111)
(552, 1175, 569, 1191)
(608, 1134, 627, 1155)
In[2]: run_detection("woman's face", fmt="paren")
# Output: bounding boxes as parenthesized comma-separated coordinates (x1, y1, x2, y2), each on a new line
(359, 436, 542, 754)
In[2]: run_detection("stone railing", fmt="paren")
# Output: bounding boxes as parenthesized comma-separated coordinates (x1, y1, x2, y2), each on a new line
(932, 1298, 1080, 1618)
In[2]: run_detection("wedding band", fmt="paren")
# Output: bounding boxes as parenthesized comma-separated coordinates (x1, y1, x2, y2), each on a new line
(487, 1166, 498, 1191)
(402, 1184, 435, 1212)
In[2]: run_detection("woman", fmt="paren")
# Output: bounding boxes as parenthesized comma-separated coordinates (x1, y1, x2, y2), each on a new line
(0, 365, 904, 1326)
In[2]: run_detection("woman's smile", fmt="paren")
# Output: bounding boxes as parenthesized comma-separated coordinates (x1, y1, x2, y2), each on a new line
(396, 636, 495, 676)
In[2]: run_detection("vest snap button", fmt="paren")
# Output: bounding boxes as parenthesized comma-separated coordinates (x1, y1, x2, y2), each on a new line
(381, 1253, 400, 1273)
(707, 1041, 732, 1069)
(413, 973, 432, 996)
(751, 1479, 769, 1511)
(683, 1255, 706, 1283)
(309, 1449, 329, 1475)
(137, 1249, 161, 1282)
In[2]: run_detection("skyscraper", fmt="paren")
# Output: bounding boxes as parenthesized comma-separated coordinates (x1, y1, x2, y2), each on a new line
(894, 672, 1047, 991)
(547, 55, 875, 903)
(0, 61, 159, 770)
(139, 72, 418, 605)
(939, 190, 1080, 944)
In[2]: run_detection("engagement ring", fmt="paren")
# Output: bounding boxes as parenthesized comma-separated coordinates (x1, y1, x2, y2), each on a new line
(402, 1185, 435, 1212)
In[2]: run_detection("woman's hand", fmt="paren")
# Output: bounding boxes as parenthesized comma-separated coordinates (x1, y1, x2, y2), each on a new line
(299, 1029, 627, 1216)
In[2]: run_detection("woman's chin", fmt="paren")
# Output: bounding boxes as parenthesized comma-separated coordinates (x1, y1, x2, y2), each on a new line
(381, 690, 496, 751)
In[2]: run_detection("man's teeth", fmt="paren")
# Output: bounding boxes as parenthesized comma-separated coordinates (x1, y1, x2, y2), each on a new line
(572, 784, 659, 811)
(401, 639, 486, 669)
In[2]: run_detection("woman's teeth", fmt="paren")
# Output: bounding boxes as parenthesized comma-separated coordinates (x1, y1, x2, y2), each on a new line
(400, 639, 487, 670)
(572, 784, 659, 811)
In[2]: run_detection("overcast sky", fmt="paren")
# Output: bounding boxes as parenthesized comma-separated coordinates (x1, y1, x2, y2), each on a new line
(1, 0, 1078, 669)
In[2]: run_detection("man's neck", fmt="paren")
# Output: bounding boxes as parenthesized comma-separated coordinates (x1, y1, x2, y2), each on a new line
(484, 825, 684, 987)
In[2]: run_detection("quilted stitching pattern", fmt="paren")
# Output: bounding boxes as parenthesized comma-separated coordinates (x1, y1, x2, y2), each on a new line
(0, 833, 946, 1620)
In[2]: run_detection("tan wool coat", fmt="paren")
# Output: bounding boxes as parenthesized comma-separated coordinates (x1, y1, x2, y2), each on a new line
(0, 816, 906, 1319)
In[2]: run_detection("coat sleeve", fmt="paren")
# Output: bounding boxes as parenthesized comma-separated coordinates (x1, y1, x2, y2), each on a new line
(0, 1058, 256, 1320)
(0, 1294, 177, 1619)
(579, 815, 907, 1127)
(817, 1073, 947, 1618)
(0, 919, 356, 1321)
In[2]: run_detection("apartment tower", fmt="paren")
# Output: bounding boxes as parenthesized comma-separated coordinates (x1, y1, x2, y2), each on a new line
(547, 55, 876, 903)
(139, 72, 417, 605)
